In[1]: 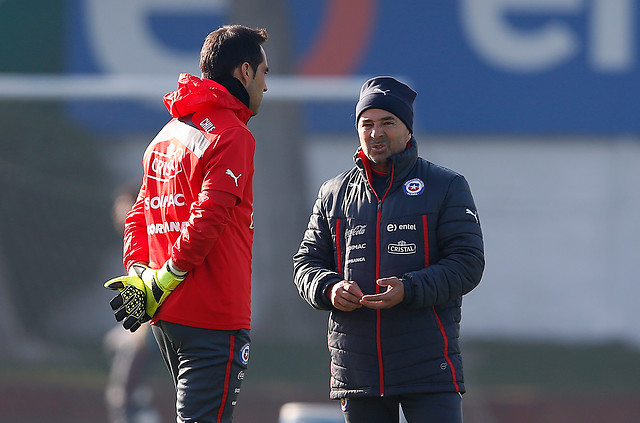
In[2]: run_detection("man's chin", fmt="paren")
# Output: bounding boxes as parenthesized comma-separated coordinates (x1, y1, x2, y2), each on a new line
(366, 156, 390, 172)
(370, 154, 390, 165)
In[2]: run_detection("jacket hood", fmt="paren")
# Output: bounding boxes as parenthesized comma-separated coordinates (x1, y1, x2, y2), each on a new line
(163, 73, 252, 123)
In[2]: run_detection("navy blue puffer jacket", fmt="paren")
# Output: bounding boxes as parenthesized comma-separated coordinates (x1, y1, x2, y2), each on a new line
(293, 138, 484, 399)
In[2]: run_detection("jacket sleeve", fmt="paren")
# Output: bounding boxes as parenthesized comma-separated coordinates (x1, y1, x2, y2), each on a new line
(170, 190, 236, 272)
(293, 183, 342, 311)
(401, 174, 485, 309)
(123, 184, 149, 271)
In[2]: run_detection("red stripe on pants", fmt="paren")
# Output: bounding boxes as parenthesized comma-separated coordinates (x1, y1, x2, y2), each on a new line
(217, 335, 236, 423)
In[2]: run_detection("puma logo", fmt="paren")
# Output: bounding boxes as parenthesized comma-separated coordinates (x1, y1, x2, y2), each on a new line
(465, 208, 479, 224)
(371, 88, 390, 95)
(225, 169, 242, 187)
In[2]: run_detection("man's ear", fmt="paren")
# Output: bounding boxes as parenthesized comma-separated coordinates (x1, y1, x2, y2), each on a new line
(233, 62, 252, 87)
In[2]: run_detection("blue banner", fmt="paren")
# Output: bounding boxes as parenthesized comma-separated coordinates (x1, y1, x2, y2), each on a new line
(67, 0, 640, 134)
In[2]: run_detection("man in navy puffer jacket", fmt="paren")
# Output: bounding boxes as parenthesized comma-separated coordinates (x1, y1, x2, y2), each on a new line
(293, 76, 484, 423)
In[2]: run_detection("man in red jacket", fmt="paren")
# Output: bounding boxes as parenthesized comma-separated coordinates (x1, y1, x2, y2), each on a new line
(105, 25, 268, 423)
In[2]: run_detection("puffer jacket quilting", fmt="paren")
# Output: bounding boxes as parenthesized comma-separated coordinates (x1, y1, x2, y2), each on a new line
(293, 138, 484, 398)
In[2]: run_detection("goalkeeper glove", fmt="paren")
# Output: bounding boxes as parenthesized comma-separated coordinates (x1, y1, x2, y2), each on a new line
(104, 261, 186, 332)
(104, 268, 148, 332)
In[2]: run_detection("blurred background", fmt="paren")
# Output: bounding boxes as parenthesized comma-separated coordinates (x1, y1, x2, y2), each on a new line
(1, 1, 639, 422)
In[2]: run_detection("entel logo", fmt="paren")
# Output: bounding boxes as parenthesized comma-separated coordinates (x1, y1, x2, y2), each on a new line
(387, 223, 417, 232)
(461, 0, 635, 73)
(80, 1, 635, 77)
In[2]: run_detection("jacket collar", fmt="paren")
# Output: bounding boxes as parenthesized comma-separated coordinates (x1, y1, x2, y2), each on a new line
(213, 74, 251, 110)
(354, 137, 419, 195)
(163, 73, 253, 124)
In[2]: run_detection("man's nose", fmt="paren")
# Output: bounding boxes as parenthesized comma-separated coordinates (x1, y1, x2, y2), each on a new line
(371, 125, 384, 138)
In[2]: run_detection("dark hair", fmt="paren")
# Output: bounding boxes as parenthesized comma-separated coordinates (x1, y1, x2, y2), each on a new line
(200, 25, 268, 80)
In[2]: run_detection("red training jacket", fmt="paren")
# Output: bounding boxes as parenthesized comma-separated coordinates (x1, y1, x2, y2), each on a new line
(123, 73, 255, 330)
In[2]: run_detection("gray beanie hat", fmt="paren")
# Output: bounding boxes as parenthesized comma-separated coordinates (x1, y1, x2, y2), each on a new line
(355, 76, 417, 133)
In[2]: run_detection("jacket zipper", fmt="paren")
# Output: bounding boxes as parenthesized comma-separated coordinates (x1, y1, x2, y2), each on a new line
(373, 165, 394, 397)
(375, 200, 384, 396)
(357, 150, 394, 397)
(335, 218, 343, 276)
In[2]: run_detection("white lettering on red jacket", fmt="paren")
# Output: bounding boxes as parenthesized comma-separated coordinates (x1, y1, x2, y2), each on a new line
(144, 193, 186, 210)
(147, 145, 184, 182)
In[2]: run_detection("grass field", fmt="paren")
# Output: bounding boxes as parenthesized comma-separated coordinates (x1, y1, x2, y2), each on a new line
(1, 338, 639, 423)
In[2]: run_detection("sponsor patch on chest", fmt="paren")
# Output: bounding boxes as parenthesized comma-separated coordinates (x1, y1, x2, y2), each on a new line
(387, 240, 417, 255)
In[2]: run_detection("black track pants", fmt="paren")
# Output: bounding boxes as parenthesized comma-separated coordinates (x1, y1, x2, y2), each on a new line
(340, 392, 463, 423)
(152, 321, 250, 423)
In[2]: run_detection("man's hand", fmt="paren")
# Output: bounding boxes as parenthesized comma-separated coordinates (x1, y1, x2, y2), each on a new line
(360, 277, 405, 309)
(328, 280, 364, 311)
(104, 261, 186, 332)
(104, 269, 149, 332)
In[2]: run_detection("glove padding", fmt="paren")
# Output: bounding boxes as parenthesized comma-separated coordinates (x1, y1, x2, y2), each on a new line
(104, 271, 148, 332)
(104, 262, 186, 332)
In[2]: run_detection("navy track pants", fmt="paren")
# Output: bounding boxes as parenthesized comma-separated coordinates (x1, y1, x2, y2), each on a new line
(152, 321, 250, 423)
(340, 392, 463, 423)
